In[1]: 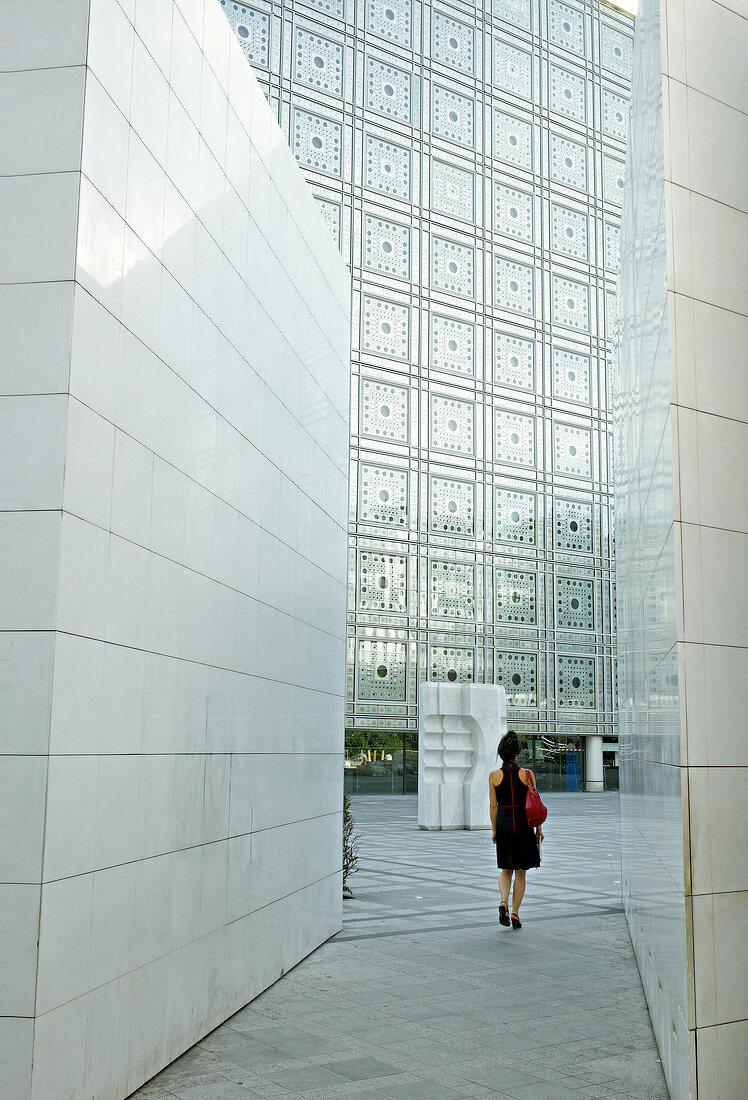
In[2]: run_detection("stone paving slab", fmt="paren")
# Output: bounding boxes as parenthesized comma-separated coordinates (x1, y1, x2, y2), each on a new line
(132, 794, 668, 1099)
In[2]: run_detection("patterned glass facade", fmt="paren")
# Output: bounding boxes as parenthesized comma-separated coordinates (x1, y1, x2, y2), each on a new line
(221, 0, 633, 752)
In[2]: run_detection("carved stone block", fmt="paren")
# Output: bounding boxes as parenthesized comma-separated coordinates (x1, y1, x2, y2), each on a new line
(418, 683, 507, 830)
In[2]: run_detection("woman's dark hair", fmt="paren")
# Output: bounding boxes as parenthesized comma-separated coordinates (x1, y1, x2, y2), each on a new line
(498, 730, 522, 764)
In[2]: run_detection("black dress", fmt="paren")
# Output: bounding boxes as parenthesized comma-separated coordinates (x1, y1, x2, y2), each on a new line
(494, 762, 540, 870)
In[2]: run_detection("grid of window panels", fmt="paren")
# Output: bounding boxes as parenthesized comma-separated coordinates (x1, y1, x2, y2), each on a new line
(221, 0, 632, 746)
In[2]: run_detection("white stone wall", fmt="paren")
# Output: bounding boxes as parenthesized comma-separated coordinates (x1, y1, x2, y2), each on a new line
(615, 0, 748, 1096)
(0, 1, 350, 1097)
(664, 0, 748, 1093)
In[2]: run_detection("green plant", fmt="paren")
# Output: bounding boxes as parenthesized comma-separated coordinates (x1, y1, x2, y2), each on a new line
(342, 793, 360, 897)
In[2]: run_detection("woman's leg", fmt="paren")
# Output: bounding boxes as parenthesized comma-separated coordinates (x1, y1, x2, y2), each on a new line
(511, 869, 526, 913)
(499, 868, 512, 907)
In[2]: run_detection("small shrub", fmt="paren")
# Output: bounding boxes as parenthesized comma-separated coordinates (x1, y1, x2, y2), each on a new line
(342, 793, 360, 897)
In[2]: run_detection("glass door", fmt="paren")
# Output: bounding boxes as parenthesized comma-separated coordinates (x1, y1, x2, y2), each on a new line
(531, 736, 583, 792)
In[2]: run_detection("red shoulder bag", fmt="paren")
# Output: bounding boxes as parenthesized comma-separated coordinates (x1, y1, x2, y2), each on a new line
(525, 772, 547, 828)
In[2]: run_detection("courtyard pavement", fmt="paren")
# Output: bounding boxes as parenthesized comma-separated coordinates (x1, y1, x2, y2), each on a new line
(132, 794, 669, 1100)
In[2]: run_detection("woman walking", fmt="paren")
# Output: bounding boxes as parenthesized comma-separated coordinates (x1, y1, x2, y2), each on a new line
(489, 731, 544, 929)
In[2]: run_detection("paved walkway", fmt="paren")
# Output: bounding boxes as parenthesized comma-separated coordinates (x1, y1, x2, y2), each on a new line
(133, 794, 668, 1100)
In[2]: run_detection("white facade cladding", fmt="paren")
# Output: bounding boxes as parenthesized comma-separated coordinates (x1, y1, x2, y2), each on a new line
(614, 0, 748, 1095)
(219, 0, 634, 766)
(0, 1, 350, 1097)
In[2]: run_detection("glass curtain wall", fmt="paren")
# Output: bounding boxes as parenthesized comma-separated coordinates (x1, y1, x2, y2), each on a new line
(344, 732, 587, 793)
(221, 0, 633, 788)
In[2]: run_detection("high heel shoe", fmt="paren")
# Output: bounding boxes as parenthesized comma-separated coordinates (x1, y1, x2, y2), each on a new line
(510, 913, 522, 929)
(498, 903, 510, 927)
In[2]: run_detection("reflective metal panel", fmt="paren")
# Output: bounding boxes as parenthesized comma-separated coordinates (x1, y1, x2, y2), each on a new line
(220, 0, 633, 756)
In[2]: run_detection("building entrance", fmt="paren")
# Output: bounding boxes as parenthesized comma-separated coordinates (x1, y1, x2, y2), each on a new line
(345, 733, 617, 795)
(531, 736, 583, 791)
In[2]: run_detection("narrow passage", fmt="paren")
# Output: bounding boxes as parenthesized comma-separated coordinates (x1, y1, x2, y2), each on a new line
(134, 794, 668, 1099)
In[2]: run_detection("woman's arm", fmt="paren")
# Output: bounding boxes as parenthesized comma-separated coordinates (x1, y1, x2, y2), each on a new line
(488, 772, 500, 840)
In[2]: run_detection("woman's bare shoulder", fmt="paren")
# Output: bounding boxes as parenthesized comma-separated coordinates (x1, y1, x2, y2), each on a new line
(518, 766, 535, 784)
(489, 767, 503, 784)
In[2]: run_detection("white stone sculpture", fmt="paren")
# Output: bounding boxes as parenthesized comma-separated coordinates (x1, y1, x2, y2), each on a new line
(418, 683, 507, 830)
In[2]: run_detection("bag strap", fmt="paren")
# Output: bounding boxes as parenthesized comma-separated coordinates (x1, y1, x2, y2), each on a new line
(524, 769, 536, 791)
